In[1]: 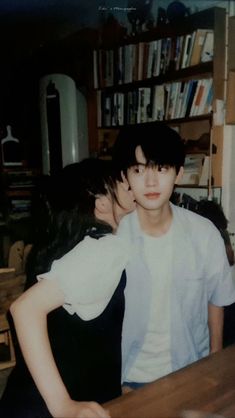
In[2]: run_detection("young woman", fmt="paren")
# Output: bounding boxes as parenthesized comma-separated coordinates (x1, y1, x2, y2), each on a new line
(0, 158, 135, 418)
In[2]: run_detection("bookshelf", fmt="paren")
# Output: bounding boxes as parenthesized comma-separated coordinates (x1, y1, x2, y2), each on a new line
(89, 6, 226, 195)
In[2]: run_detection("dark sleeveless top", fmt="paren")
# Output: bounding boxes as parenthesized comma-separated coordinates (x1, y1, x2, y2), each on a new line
(0, 243, 126, 417)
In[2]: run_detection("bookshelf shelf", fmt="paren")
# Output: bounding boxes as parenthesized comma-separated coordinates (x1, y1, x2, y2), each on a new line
(97, 113, 212, 129)
(95, 62, 213, 93)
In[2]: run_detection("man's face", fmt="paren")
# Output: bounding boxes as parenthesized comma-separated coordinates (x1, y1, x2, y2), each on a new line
(126, 146, 183, 212)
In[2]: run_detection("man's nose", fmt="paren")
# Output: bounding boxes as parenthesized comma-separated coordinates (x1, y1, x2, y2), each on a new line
(145, 168, 159, 185)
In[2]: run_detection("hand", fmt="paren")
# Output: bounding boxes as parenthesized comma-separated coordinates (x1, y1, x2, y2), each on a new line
(52, 399, 110, 418)
(122, 385, 133, 394)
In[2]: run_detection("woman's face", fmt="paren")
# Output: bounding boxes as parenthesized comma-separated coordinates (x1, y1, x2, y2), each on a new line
(113, 179, 136, 224)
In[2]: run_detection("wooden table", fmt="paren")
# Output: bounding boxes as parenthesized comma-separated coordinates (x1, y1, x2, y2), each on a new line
(104, 345, 235, 418)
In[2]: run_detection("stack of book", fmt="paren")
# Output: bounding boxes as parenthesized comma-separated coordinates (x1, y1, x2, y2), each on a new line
(93, 29, 214, 88)
(97, 77, 213, 127)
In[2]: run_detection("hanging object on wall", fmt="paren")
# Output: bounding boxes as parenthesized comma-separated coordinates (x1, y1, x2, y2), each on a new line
(1, 125, 23, 166)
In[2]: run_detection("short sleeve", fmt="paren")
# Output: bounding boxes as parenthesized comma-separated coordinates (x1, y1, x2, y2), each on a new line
(37, 235, 131, 320)
(206, 225, 235, 306)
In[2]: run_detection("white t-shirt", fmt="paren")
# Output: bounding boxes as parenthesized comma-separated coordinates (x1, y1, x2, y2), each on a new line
(38, 234, 131, 320)
(126, 226, 173, 382)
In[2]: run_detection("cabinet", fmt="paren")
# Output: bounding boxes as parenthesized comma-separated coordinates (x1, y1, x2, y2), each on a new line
(90, 7, 226, 197)
(0, 167, 39, 266)
(0, 168, 39, 224)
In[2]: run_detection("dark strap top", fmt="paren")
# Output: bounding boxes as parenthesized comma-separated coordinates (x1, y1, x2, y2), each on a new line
(1, 230, 126, 417)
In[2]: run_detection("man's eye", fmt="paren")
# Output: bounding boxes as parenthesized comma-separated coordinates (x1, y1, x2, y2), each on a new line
(134, 165, 145, 174)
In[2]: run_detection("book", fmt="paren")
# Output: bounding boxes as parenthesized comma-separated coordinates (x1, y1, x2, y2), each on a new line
(164, 37, 172, 73)
(117, 93, 124, 125)
(178, 153, 205, 185)
(197, 78, 213, 115)
(181, 34, 192, 69)
(98, 49, 106, 88)
(137, 88, 145, 123)
(103, 94, 112, 127)
(137, 42, 144, 81)
(117, 46, 124, 84)
(189, 29, 208, 66)
(152, 85, 164, 121)
(180, 81, 192, 118)
(106, 49, 114, 87)
(189, 79, 204, 116)
(152, 39, 161, 77)
(147, 41, 155, 78)
(175, 35, 184, 70)
(124, 44, 133, 84)
(185, 80, 198, 117)
(160, 38, 169, 74)
(132, 44, 138, 81)
(96, 91, 102, 127)
(112, 93, 117, 126)
(185, 31, 196, 67)
(201, 30, 214, 62)
(167, 82, 181, 120)
(144, 87, 152, 122)
(203, 82, 213, 114)
(142, 42, 150, 79)
(93, 50, 98, 89)
(174, 81, 185, 119)
(164, 83, 171, 120)
(199, 156, 210, 186)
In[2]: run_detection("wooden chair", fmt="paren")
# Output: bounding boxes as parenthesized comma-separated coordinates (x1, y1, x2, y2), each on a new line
(0, 267, 25, 370)
(0, 312, 16, 370)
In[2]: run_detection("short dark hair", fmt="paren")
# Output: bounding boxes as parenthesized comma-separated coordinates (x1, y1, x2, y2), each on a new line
(112, 123, 185, 178)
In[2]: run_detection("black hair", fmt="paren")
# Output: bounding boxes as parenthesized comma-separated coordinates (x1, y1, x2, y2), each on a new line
(197, 199, 228, 231)
(112, 123, 185, 178)
(25, 158, 118, 288)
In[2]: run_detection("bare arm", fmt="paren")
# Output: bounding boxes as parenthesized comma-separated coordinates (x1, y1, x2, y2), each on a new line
(10, 279, 109, 418)
(208, 302, 224, 354)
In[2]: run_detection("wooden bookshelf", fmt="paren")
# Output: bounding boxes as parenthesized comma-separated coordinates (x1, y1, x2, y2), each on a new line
(88, 6, 226, 190)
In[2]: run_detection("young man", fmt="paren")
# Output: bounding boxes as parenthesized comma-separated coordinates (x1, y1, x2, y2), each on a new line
(112, 123, 235, 390)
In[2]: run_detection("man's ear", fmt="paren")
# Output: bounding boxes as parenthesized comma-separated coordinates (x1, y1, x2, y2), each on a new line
(120, 171, 130, 190)
(175, 166, 184, 185)
(95, 195, 112, 215)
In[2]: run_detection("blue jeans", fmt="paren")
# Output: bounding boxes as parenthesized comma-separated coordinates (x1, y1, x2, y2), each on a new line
(122, 381, 147, 390)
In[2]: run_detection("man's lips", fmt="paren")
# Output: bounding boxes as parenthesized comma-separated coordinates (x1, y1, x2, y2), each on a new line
(144, 193, 160, 199)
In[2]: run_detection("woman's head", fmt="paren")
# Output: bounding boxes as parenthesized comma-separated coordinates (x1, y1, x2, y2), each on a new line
(49, 158, 135, 237)
(26, 158, 135, 281)
(56, 158, 135, 231)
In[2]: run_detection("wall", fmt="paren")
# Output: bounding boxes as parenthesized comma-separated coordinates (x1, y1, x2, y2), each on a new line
(98, 0, 230, 32)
